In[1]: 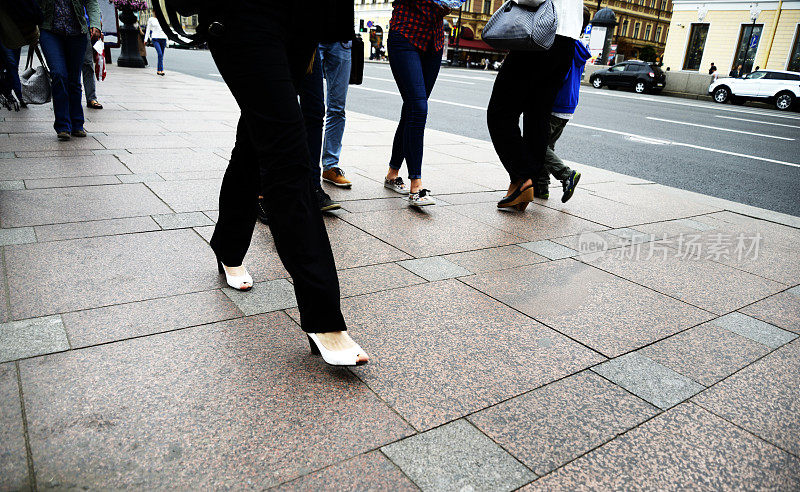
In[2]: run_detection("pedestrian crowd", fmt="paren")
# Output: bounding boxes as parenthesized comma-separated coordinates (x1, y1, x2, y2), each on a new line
(2, 0, 591, 368)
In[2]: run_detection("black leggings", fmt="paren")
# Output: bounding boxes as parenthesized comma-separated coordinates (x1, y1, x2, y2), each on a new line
(487, 36, 574, 183)
(207, 10, 346, 334)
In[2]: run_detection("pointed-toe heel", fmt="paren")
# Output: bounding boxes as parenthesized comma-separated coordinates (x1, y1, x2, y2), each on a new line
(217, 259, 253, 291)
(308, 335, 321, 355)
(307, 333, 368, 367)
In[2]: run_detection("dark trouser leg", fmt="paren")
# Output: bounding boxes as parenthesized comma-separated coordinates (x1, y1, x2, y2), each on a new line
(488, 38, 574, 182)
(299, 48, 324, 189)
(65, 35, 87, 131)
(208, 23, 345, 334)
(387, 32, 440, 179)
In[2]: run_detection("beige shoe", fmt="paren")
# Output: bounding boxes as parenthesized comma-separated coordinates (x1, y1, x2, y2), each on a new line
(322, 167, 352, 188)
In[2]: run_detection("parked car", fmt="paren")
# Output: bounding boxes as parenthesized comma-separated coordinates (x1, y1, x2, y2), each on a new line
(588, 60, 666, 94)
(709, 70, 800, 111)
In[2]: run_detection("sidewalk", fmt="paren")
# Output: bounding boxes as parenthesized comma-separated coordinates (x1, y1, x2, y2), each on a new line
(1, 66, 799, 490)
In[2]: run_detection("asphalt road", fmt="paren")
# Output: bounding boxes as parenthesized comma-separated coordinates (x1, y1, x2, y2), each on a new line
(143, 47, 800, 217)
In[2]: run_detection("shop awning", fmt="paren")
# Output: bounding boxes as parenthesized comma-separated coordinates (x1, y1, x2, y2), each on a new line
(449, 38, 502, 53)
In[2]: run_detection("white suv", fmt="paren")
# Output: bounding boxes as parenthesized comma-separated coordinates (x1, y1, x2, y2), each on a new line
(709, 70, 800, 111)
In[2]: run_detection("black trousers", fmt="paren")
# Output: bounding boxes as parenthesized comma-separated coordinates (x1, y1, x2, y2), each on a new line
(486, 36, 574, 182)
(206, 8, 346, 333)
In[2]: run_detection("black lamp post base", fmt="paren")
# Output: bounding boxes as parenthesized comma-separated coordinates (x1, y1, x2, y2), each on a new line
(116, 8, 146, 68)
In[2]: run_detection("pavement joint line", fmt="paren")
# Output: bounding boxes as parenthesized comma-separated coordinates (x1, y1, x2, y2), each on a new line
(15, 362, 37, 491)
(645, 117, 795, 141)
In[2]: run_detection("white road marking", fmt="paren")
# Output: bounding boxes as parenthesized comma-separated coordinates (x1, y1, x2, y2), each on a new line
(363, 76, 395, 83)
(646, 117, 794, 141)
(715, 115, 800, 129)
(583, 88, 800, 121)
(570, 123, 800, 169)
(436, 77, 475, 85)
(373, 65, 495, 82)
(208, 73, 222, 77)
(352, 84, 800, 169)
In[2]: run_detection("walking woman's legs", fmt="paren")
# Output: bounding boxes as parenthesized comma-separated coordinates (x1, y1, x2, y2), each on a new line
(154, 39, 165, 72)
(65, 35, 88, 132)
(208, 20, 346, 335)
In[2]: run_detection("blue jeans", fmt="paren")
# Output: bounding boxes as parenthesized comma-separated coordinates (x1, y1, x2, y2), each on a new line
(319, 41, 352, 170)
(387, 31, 442, 179)
(299, 48, 324, 188)
(39, 30, 87, 133)
(153, 38, 166, 72)
(2, 44, 22, 100)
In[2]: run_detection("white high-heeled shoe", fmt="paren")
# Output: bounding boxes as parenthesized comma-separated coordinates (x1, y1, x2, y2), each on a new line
(217, 260, 253, 291)
(307, 333, 369, 366)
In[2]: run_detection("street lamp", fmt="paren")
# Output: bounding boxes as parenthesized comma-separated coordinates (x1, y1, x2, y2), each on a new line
(744, 4, 761, 72)
(453, 5, 463, 65)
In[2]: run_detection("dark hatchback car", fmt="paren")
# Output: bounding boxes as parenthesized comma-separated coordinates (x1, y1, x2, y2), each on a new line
(589, 61, 667, 94)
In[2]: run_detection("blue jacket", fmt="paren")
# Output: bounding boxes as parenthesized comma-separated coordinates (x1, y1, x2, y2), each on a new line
(551, 40, 591, 115)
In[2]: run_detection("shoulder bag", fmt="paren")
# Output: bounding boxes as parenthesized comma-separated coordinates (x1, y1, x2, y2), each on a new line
(20, 45, 51, 105)
(482, 0, 558, 51)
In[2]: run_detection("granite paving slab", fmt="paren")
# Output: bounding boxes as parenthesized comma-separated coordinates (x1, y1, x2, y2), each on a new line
(583, 182, 722, 217)
(430, 163, 510, 191)
(20, 313, 413, 489)
(6, 133, 103, 151)
(115, 151, 228, 174)
(152, 212, 214, 230)
(0, 315, 69, 363)
(527, 403, 800, 490)
(23, 175, 122, 189)
(324, 216, 413, 268)
(274, 451, 418, 492)
(347, 280, 603, 430)
(63, 290, 242, 348)
(639, 323, 770, 386)
(693, 340, 800, 456)
(580, 242, 786, 314)
(337, 263, 425, 298)
(433, 191, 500, 205)
(741, 289, 800, 333)
(34, 216, 160, 242)
(0, 183, 172, 227)
(341, 207, 522, 258)
(381, 419, 535, 492)
(462, 260, 713, 357)
(549, 230, 630, 253)
(397, 256, 472, 281)
(340, 197, 412, 213)
(5, 229, 219, 319)
(469, 371, 658, 476)
(194, 225, 291, 283)
(448, 202, 606, 243)
(223, 279, 297, 316)
(0, 363, 29, 491)
(442, 245, 547, 274)
(0, 180, 24, 190)
(0, 227, 35, 246)
(593, 353, 704, 410)
(0, 155, 129, 181)
(94, 134, 194, 150)
(157, 170, 226, 181)
(709, 312, 797, 349)
(534, 192, 676, 229)
(116, 173, 164, 183)
(518, 240, 578, 260)
(146, 179, 222, 213)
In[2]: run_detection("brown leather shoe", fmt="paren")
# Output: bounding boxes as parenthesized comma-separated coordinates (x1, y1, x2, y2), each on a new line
(57, 131, 71, 141)
(71, 129, 87, 138)
(322, 167, 352, 188)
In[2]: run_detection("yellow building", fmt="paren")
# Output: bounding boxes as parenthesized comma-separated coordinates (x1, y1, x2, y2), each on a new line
(586, 1, 674, 59)
(662, 0, 800, 73)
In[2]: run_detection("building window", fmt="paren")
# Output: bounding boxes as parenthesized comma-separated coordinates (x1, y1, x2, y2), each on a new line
(732, 24, 764, 73)
(786, 25, 800, 71)
(655, 25, 662, 43)
(634, 22, 640, 39)
(645, 24, 651, 41)
(683, 23, 709, 70)
(621, 20, 628, 37)
(483, 0, 491, 14)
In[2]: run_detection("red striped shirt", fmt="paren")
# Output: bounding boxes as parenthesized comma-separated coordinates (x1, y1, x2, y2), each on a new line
(390, 0, 446, 52)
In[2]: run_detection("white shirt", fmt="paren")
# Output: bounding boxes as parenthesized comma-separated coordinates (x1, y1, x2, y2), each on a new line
(553, 0, 584, 39)
(144, 17, 167, 40)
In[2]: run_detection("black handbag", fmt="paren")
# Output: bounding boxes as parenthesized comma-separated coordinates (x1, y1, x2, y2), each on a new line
(350, 35, 364, 85)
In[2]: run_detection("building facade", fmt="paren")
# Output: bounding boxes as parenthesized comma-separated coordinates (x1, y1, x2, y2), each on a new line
(354, 0, 672, 62)
(662, 0, 800, 73)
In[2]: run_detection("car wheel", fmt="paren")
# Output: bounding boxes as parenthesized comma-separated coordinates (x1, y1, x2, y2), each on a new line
(591, 76, 603, 89)
(713, 86, 730, 103)
(775, 92, 795, 111)
(634, 81, 647, 94)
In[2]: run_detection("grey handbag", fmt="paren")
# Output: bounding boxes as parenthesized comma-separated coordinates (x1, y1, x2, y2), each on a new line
(21, 45, 51, 105)
(482, 0, 558, 51)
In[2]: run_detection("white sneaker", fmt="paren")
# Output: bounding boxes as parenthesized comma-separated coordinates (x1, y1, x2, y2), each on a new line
(409, 189, 435, 207)
(384, 177, 409, 195)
